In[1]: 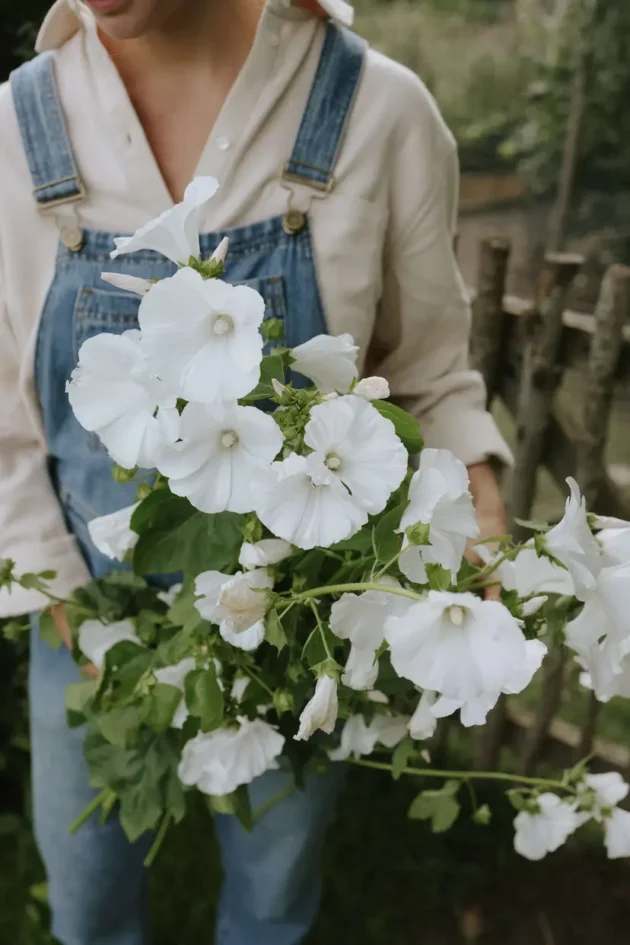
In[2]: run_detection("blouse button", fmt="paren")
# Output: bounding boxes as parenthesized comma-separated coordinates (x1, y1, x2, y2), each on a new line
(216, 136, 231, 152)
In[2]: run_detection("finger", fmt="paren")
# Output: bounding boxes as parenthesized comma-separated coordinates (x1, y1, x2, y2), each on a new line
(82, 663, 100, 680)
(484, 581, 502, 602)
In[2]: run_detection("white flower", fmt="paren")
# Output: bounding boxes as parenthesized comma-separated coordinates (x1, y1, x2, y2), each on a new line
(409, 690, 438, 740)
(353, 377, 390, 401)
(87, 503, 139, 561)
(370, 713, 409, 748)
(138, 267, 265, 404)
(430, 639, 547, 727)
(110, 176, 219, 264)
(67, 330, 179, 469)
(194, 569, 273, 651)
(78, 618, 142, 671)
(238, 539, 293, 571)
(545, 478, 602, 601)
(328, 712, 407, 761)
(157, 583, 183, 607)
(255, 452, 367, 550)
(384, 591, 535, 706)
(491, 546, 574, 597)
(303, 396, 407, 515)
(330, 584, 412, 690)
(564, 563, 630, 691)
(154, 657, 196, 729)
(211, 236, 229, 264)
(582, 772, 629, 814)
(290, 333, 358, 393)
(101, 272, 152, 296)
(513, 794, 583, 861)
(398, 449, 479, 584)
(295, 674, 339, 741)
(156, 402, 283, 515)
(603, 808, 630, 859)
(178, 717, 285, 796)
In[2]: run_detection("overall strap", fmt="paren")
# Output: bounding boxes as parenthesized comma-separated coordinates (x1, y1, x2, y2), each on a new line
(10, 51, 85, 210)
(282, 23, 367, 193)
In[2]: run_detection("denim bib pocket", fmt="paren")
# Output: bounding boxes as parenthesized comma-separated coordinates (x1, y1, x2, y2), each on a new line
(72, 275, 287, 364)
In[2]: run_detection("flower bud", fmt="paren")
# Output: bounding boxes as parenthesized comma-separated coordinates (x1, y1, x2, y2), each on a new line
(521, 595, 548, 617)
(406, 522, 431, 546)
(211, 236, 230, 264)
(271, 378, 287, 398)
(353, 376, 390, 401)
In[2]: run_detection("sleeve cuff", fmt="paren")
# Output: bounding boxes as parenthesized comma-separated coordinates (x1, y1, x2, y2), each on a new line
(0, 536, 91, 618)
(421, 407, 513, 469)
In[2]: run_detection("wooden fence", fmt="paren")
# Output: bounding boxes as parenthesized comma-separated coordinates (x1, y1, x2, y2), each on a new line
(462, 238, 630, 775)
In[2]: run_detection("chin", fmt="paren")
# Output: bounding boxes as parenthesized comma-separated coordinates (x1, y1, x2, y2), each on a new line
(85, 0, 183, 39)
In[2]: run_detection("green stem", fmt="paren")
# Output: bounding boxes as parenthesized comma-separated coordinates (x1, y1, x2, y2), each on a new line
(458, 550, 516, 589)
(309, 600, 333, 661)
(252, 785, 296, 824)
(69, 788, 112, 833)
(348, 757, 573, 793)
(144, 813, 173, 868)
(373, 550, 402, 582)
(241, 663, 276, 700)
(290, 582, 422, 603)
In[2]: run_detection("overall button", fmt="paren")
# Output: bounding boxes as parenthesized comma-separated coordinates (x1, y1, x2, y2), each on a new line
(60, 225, 84, 252)
(282, 209, 306, 235)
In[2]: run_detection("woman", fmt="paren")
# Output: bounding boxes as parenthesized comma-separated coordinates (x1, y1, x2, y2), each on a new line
(0, 1, 511, 942)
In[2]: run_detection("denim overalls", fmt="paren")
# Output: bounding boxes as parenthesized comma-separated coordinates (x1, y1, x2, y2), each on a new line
(12, 23, 365, 945)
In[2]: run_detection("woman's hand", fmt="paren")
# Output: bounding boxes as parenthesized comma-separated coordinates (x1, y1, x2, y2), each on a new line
(466, 461, 507, 601)
(50, 604, 99, 678)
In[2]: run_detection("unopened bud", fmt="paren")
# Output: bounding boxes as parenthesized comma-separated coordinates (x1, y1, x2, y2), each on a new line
(271, 378, 287, 397)
(272, 690, 294, 715)
(353, 376, 390, 401)
(522, 595, 548, 617)
(101, 272, 152, 297)
(406, 522, 431, 546)
(211, 236, 230, 264)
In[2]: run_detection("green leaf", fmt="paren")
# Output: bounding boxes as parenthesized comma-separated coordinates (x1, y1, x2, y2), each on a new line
(472, 803, 492, 826)
(240, 350, 288, 404)
(143, 683, 183, 733)
(130, 489, 176, 534)
(408, 782, 461, 833)
(266, 609, 287, 652)
(392, 737, 415, 780)
(134, 498, 244, 578)
(97, 706, 143, 749)
(372, 503, 405, 564)
(373, 401, 423, 453)
(185, 665, 224, 732)
(330, 528, 373, 554)
(65, 679, 98, 727)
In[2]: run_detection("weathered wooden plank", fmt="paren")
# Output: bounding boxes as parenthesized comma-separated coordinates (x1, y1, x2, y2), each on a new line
(470, 237, 511, 405)
(508, 253, 584, 537)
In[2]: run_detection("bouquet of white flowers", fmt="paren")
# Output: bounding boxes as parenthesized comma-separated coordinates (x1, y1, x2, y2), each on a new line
(4, 177, 630, 867)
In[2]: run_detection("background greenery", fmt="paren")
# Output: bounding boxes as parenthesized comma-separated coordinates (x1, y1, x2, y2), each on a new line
(2, 1, 630, 942)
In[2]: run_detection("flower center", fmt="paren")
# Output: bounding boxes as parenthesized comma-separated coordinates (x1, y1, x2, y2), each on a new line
(221, 430, 239, 449)
(212, 313, 234, 336)
(446, 605, 467, 627)
(324, 452, 342, 471)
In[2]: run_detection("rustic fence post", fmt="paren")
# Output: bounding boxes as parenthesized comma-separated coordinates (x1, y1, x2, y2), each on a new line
(470, 237, 512, 406)
(509, 253, 584, 538)
(577, 264, 630, 508)
(573, 265, 630, 759)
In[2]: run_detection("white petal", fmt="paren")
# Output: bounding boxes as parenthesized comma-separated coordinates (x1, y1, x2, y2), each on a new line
(352, 376, 390, 401)
(78, 618, 142, 671)
(178, 716, 284, 796)
(329, 715, 378, 761)
(604, 808, 630, 859)
(583, 772, 629, 809)
(290, 333, 358, 393)
(545, 478, 602, 601)
(87, 503, 140, 561)
(220, 619, 266, 652)
(238, 539, 293, 570)
(101, 272, 153, 296)
(371, 714, 409, 748)
(409, 691, 438, 740)
(154, 657, 196, 692)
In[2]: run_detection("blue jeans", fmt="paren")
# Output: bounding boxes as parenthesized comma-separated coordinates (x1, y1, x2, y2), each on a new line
(29, 628, 344, 945)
